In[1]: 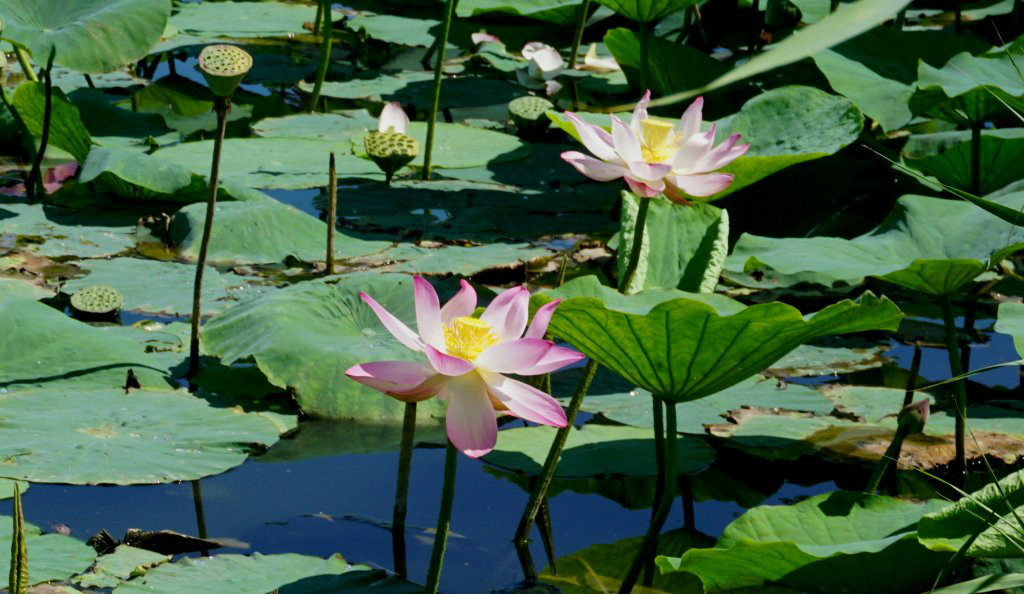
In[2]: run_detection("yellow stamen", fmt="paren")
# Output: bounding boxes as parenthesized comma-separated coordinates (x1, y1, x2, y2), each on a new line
(639, 118, 678, 163)
(443, 316, 498, 361)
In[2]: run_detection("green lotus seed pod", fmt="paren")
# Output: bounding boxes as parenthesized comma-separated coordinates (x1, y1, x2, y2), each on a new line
(70, 285, 123, 315)
(364, 131, 420, 182)
(198, 45, 253, 98)
(508, 96, 554, 140)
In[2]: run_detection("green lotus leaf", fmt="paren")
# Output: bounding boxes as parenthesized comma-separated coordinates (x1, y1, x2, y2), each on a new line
(123, 74, 253, 135)
(604, 27, 728, 97)
(75, 545, 170, 589)
(79, 146, 200, 200)
(727, 194, 1024, 295)
(0, 386, 284, 484)
(534, 276, 902, 402)
(903, 129, 1024, 196)
(350, 121, 531, 170)
(0, 201, 141, 258)
(0, 516, 95, 586)
(913, 52, 1024, 126)
(202, 272, 447, 422)
(932, 573, 1024, 594)
(303, 74, 522, 110)
(596, 0, 697, 22)
(355, 242, 550, 276)
(0, 278, 52, 301)
(347, 13, 439, 48)
(812, 27, 988, 132)
(457, 0, 582, 24)
(69, 89, 179, 151)
(169, 1, 328, 38)
(252, 110, 378, 141)
(659, 490, 950, 593)
(484, 424, 714, 478)
(996, 302, 1024, 358)
(12, 81, 92, 162)
(918, 467, 1024, 558)
(0, 0, 171, 73)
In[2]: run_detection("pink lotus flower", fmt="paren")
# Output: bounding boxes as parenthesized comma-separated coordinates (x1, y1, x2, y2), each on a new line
(0, 162, 78, 196)
(345, 277, 584, 458)
(471, 31, 503, 46)
(378, 102, 410, 134)
(517, 42, 564, 96)
(561, 91, 750, 202)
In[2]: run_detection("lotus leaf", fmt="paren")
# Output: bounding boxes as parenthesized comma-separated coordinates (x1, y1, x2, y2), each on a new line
(0, 201, 139, 258)
(903, 129, 1024, 196)
(0, 517, 95, 585)
(604, 27, 728, 97)
(347, 13, 440, 48)
(358, 242, 551, 276)
(79, 146, 199, 199)
(258, 418, 448, 462)
(75, 545, 170, 589)
(596, 0, 697, 22)
(457, 0, 582, 24)
(252, 111, 378, 141)
(169, 1, 329, 38)
(13, 81, 92, 162)
(918, 467, 1024, 558)
(304, 74, 522, 109)
(914, 52, 1024, 125)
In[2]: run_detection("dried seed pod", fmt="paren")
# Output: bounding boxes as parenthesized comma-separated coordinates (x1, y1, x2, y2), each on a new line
(197, 45, 253, 98)
(508, 95, 554, 140)
(364, 131, 420, 182)
(70, 285, 123, 315)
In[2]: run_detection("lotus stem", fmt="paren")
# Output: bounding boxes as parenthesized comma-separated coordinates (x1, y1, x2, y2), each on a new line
(830, 0, 839, 11)
(941, 296, 969, 485)
(84, 74, 95, 89)
(392, 402, 417, 579)
(955, 4, 963, 34)
(25, 47, 56, 201)
(970, 124, 982, 196)
(749, 0, 761, 56)
(306, 0, 332, 112)
(424, 440, 459, 594)
(188, 96, 230, 380)
(313, 0, 323, 36)
(620, 196, 651, 292)
(620, 400, 677, 594)
(894, 8, 908, 29)
(864, 424, 909, 494)
(513, 359, 598, 580)
(422, 0, 458, 180)
(14, 47, 36, 82)
(680, 476, 695, 529)
(643, 396, 666, 587)
(326, 152, 336, 275)
(568, 0, 592, 110)
(640, 21, 651, 91)
(903, 342, 922, 407)
(8, 484, 26, 594)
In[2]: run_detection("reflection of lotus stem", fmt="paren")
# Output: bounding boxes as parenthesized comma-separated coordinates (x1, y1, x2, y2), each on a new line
(391, 402, 417, 579)
(188, 97, 231, 380)
(941, 296, 968, 485)
(14, 47, 36, 82)
(513, 359, 598, 580)
(620, 400, 677, 594)
(970, 124, 981, 195)
(643, 396, 666, 587)
(326, 152, 336, 275)
(424, 440, 458, 594)
(306, 0, 332, 112)
(620, 196, 651, 292)
(191, 479, 210, 557)
(25, 48, 56, 201)
(422, 0, 458, 180)
(864, 425, 909, 494)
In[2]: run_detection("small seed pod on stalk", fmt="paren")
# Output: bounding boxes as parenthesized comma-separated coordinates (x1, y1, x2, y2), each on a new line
(508, 95, 554, 140)
(197, 44, 253, 99)
(364, 131, 419, 185)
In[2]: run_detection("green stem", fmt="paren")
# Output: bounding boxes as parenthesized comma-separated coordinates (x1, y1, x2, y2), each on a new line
(955, 4, 963, 34)
(313, 0, 323, 36)
(424, 440, 458, 594)
(620, 196, 651, 293)
(14, 47, 36, 82)
(326, 152, 336, 275)
(903, 342, 922, 407)
(620, 400, 677, 594)
(643, 397, 666, 587)
(864, 426, 909, 494)
(25, 47, 56, 201)
(191, 480, 210, 556)
(639, 21, 650, 92)
(749, 0, 761, 56)
(392, 402, 417, 579)
(422, 0, 457, 180)
(970, 124, 982, 196)
(188, 97, 230, 381)
(513, 359, 598, 580)
(306, 0, 332, 112)
(942, 296, 968, 485)
(569, 0, 592, 72)
(894, 8, 907, 29)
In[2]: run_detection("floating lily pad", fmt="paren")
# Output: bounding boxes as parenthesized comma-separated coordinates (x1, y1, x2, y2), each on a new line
(79, 147, 202, 200)
(69, 89, 179, 150)
(169, 1, 328, 38)
(75, 545, 170, 589)
(727, 193, 1024, 295)
(485, 424, 714, 478)
(202, 272, 447, 421)
(0, 517, 95, 586)
(0, 386, 284, 484)
(356, 242, 550, 276)
(252, 111, 378, 141)
(0, 0, 171, 73)
(125, 74, 254, 135)
(0, 277, 53, 300)
(352, 122, 531, 170)
(457, 0, 582, 24)
(305, 74, 522, 110)
(659, 490, 950, 593)
(765, 338, 890, 377)
(534, 275, 902, 402)
(347, 13, 439, 48)
(0, 201, 139, 258)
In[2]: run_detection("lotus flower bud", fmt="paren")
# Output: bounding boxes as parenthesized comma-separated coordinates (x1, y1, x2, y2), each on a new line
(364, 131, 419, 183)
(198, 45, 253, 98)
(508, 95, 554, 140)
(897, 399, 929, 435)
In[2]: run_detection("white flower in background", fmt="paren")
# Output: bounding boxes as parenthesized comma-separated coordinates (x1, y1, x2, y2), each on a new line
(517, 42, 565, 96)
(377, 102, 409, 134)
(471, 31, 503, 45)
(579, 44, 620, 73)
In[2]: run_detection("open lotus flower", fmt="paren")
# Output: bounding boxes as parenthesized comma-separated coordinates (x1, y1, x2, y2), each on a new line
(561, 91, 750, 202)
(377, 102, 410, 134)
(517, 42, 565, 96)
(346, 277, 584, 458)
(578, 44, 620, 73)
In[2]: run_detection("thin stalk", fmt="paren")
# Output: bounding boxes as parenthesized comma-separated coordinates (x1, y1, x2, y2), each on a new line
(569, 0, 592, 73)
(961, 298, 977, 373)
(392, 402, 417, 579)
(424, 440, 458, 594)
(306, 0, 332, 112)
(749, 0, 761, 56)
(84, 74, 95, 89)
(864, 425, 909, 494)
(313, 0, 323, 36)
(643, 397, 666, 587)
(513, 359, 598, 580)
(903, 342, 922, 407)
(25, 48, 56, 201)
(894, 8, 907, 29)
(326, 152, 336, 275)
(680, 476, 695, 530)
(619, 401, 677, 594)
(942, 296, 969, 485)
(640, 21, 651, 92)
(188, 97, 230, 380)
(620, 196, 651, 292)
(422, 0, 458, 180)
(14, 47, 36, 82)
(970, 124, 982, 196)
(191, 480, 210, 557)
(955, 4, 963, 34)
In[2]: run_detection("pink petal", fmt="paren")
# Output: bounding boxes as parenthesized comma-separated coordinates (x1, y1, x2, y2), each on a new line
(344, 361, 441, 401)
(630, 89, 652, 136)
(677, 96, 704, 139)
(472, 31, 502, 45)
(474, 338, 554, 375)
(480, 286, 530, 342)
(625, 176, 663, 198)
(544, 79, 563, 96)
(564, 112, 618, 162)
(414, 275, 444, 349)
(527, 345, 585, 374)
(695, 135, 750, 172)
(611, 115, 643, 163)
(442, 374, 498, 458)
(360, 292, 423, 352)
(424, 344, 475, 376)
(524, 299, 559, 339)
(561, 151, 627, 182)
(670, 172, 735, 197)
(673, 128, 716, 172)
(483, 372, 567, 428)
(440, 279, 477, 325)
(378, 102, 409, 134)
(627, 160, 672, 182)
